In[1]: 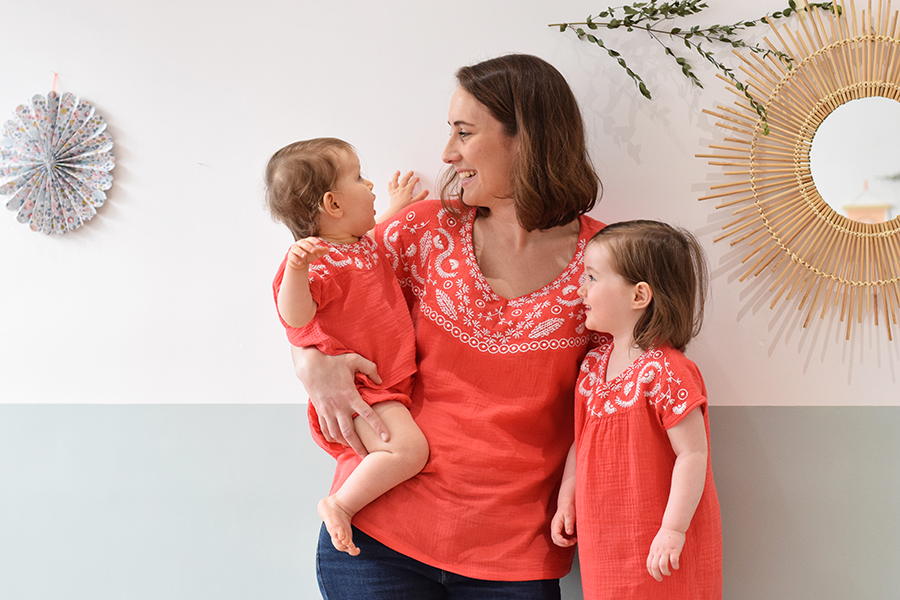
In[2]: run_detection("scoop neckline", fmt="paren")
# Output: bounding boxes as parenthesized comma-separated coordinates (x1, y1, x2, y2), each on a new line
(460, 209, 589, 305)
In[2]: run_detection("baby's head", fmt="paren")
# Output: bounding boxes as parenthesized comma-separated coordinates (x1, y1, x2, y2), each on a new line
(587, 220, 708, 352)
(265, 138, 355, 240)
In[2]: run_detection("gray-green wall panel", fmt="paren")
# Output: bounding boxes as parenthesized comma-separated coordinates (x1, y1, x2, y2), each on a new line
(1, 406, 897, 599)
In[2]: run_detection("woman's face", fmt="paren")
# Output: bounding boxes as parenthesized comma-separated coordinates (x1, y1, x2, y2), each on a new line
(442, 87, 519, 209)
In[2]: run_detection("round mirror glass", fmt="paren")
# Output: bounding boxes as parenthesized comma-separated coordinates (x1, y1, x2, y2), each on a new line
(809, 96, 900, 223)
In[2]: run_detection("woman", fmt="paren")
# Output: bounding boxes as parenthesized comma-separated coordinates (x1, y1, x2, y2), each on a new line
(294, 54, 604, 599)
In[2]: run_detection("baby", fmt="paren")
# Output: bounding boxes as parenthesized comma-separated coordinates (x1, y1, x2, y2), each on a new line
(266, 138, 429, 556)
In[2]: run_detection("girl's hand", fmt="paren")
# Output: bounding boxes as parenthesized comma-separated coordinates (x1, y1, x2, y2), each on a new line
(286, 237, 330, 271)
(387, 170, 429, 214)
(550, 503, 577, 548)
(646, 527, 686, 581)
(291, 345, 387, 457)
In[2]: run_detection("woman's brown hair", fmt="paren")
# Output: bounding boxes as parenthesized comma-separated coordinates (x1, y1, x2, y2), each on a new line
(591, 220, 708, 352)
(264, 138, 354, 240)
(439, 54, 601, 231)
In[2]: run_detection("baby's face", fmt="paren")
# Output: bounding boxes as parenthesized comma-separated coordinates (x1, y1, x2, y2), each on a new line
(332, 150, 376, 237)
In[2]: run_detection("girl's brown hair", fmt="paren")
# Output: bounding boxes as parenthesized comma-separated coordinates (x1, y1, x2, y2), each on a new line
(591, 220, 709, 352)
(264, 138, 354, 240)
(439, 54, 601, 231)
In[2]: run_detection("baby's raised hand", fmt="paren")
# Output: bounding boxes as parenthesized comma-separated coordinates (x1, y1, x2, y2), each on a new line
(387, 170, 429, 213)
(286, 237, 330, 271)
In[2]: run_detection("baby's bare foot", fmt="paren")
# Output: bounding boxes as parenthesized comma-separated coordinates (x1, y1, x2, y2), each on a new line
(318, 496, 360, 556)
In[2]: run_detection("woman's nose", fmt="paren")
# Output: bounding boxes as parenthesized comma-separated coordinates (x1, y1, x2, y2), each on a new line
(442, 138, 459, 164)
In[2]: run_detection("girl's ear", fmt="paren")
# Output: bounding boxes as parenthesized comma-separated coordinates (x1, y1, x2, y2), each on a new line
(321, 191, 343, 219)
(633, 282, 652, 310)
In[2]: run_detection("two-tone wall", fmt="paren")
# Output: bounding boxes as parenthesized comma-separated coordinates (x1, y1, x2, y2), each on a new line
(2, 1, 897, 598)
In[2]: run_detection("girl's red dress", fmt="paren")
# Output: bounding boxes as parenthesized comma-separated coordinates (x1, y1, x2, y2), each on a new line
(575, 336, 723, 599)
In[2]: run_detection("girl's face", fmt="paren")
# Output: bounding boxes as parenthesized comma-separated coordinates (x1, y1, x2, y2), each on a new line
(578, 241, 642, 337)
(442, 87, 519, 209)
(332, 149, 376, 237)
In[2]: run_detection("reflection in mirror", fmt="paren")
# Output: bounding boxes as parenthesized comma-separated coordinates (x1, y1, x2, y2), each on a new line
(809, 97, 900, 223)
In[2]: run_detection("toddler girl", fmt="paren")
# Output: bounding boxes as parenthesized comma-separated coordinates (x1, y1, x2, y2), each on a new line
(551, 220, 723, 599)
(266, 138, 429, 556)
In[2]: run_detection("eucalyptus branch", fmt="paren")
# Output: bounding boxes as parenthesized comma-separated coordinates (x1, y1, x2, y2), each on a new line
(551, 0, 841, 133)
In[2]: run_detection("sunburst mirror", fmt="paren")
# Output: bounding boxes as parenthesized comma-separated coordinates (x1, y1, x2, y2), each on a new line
(699, 0, 900, 341)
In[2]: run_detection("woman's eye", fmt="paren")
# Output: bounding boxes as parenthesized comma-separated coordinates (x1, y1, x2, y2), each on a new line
(458, 131, 470, 139)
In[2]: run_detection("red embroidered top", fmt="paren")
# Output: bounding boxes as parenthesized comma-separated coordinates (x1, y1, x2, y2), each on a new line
(351, 200, 605, 580)
(574, 337, 723, 599)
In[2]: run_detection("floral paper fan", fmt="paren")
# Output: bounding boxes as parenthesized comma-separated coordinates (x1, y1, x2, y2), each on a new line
(0, 91, 115, 234)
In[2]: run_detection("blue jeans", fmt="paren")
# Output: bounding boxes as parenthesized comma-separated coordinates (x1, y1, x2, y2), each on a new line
(316, 525, 562, 600)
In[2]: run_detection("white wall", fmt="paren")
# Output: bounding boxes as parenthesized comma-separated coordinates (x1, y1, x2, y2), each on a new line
(2, 0, 896, 406)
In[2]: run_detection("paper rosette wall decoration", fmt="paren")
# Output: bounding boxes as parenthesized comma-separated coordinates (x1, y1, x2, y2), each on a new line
(0, 91, 115, 234)
(699, 0, 900, 341)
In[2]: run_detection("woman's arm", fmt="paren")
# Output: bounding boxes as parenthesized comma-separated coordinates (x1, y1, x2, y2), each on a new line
(291, 345, 389, 457)
(550, 442, 578, 547)
(646, 407, 708, 581)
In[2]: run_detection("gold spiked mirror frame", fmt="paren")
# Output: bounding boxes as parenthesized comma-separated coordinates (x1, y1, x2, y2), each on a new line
(699, 0, 900, 341)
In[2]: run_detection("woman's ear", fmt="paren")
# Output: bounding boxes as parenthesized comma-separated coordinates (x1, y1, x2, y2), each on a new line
(320, 191, 343, 219)
(633, 282, 652, 310)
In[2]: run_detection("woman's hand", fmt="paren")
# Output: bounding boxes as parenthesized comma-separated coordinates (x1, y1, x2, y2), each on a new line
(291, 345, 388, 456)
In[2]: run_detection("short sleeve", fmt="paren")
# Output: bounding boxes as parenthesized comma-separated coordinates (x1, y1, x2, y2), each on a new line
(653, 349, 708, 430)
(271, 253, 342, 335)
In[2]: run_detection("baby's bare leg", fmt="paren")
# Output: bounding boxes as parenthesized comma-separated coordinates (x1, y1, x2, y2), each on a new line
(318, 400, 428, 555)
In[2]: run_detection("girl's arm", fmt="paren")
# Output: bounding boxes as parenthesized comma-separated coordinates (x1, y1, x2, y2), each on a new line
(374, 170, 428, 226)
(646, 407, 708, 581)
(277, 237, 330, 328)
(551, 442, 578, 547)
(291, 345, 388, 457)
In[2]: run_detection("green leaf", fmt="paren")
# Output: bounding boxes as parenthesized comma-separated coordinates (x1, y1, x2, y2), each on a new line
(639, 81, 652, 99)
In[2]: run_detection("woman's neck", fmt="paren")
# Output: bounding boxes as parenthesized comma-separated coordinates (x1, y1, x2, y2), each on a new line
(476, 205, 579, 250)
(472, 208, 581, 300)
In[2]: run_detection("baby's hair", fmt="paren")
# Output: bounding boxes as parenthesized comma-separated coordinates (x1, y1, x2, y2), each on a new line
(590, 220, 709, 352)
(264, 137, 354, 240)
